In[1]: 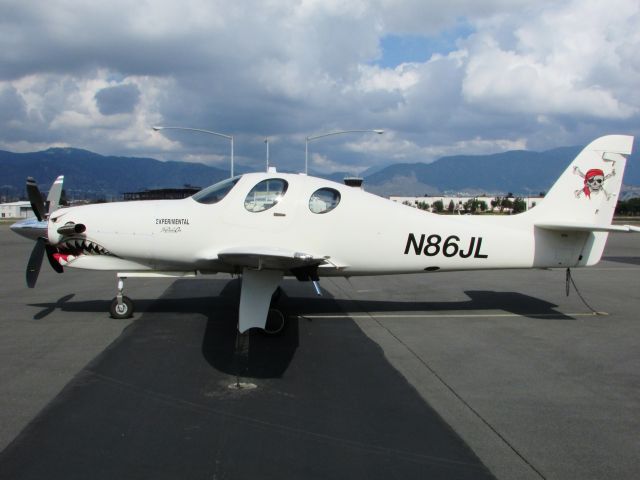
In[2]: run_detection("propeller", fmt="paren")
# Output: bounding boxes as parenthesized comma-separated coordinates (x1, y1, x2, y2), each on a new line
(26, 237, 46, 288)
(46, 175, 65, 216)
(20, 176, 65, 287)
(26, 177, 46, 221)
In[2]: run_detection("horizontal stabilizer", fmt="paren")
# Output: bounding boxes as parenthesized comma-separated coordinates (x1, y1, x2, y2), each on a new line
(536, 222, 640, 233)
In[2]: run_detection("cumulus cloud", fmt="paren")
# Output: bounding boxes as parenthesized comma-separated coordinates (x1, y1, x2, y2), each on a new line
(460, 0, 639, 120)
(0, 0, 637, 173)
(95, 84, 141, 115)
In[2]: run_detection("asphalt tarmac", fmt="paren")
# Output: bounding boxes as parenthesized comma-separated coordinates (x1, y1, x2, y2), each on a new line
(0, 224, 639, 479)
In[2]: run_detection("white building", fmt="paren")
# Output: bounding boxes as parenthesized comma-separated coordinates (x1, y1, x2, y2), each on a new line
(0, 201, 35, 219)
(390, 195, 544, 213)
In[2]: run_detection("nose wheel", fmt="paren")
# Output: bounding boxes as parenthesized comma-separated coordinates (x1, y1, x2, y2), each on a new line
(110, 277, 134, 319)
(110, 296, 134, 319)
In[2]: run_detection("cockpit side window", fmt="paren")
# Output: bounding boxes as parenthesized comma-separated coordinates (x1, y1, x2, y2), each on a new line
(192, 176, 241, 204)
(244, 178, 288, 212)
(309, 187, 341, 214)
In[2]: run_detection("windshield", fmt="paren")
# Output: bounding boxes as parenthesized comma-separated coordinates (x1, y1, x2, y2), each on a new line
(192, 176, 241, 204)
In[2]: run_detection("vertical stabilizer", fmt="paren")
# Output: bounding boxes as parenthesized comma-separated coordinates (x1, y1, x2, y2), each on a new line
(529, 135, 634, 266)
(530, 135, 633, 225)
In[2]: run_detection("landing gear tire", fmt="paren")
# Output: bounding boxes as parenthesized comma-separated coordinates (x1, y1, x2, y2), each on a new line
(110, 296, 134, 319)
(263, 308, 286, 335)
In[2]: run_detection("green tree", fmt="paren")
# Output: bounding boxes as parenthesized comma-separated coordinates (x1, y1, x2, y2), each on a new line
(433, 200, 444, 213)
(513, 197, 526, 213)
(463, 198, 483, 213)
(447, 199, 455, 213)
(616, 198, 640, 215)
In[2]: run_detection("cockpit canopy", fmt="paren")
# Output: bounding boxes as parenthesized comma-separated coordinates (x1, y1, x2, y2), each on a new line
(192, 175, 342, 215)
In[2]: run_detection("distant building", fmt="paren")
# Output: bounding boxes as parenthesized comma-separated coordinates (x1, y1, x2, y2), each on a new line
(123, 186, 200, 201)
(0, 201, 34, 219)
(390, 195, 543, 213)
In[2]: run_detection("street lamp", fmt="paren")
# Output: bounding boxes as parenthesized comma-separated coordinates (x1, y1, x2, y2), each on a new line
(305, 129, 384, 175)
(152, 126, 235, 178)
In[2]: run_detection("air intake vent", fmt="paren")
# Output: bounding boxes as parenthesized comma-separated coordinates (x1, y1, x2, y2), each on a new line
(343, 177, 363, 188)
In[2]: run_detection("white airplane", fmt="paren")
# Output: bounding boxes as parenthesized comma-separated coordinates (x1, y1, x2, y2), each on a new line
(11, 135, 638, 333)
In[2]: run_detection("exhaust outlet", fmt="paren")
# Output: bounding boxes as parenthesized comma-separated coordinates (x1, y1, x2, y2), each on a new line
(57, 222, 86, 236)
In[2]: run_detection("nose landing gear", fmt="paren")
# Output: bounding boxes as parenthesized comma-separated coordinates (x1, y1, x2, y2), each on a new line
(108, 271, 196, 320)
(110, 277, 134, 319)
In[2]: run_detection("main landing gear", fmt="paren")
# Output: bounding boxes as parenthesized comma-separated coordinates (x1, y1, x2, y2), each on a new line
(110, 276, 134, 319)
(264, 308, 285, 335)
(261, 286, 285, 334)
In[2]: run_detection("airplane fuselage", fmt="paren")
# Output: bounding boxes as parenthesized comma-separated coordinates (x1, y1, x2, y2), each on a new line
(46, 172, 587, 276)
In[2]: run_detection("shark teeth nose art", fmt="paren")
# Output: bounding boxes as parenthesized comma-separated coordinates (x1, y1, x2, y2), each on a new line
(59, 239, 111, 255)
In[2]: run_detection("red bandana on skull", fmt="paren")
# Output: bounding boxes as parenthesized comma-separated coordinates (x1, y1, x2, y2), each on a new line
(583, 168, 604, 198)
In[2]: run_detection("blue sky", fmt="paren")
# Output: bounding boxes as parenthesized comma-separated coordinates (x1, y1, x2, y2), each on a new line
(0, 0, 638, 175)
(378, 35, 436, 67)
(377, 23, 475, 68)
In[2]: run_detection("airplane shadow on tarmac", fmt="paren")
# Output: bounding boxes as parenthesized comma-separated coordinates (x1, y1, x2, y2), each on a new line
(28, 278, 575, 322)
(28, 277, 574, 379)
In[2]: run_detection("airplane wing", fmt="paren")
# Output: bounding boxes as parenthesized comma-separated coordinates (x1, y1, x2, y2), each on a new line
(217, 246, 328, 270)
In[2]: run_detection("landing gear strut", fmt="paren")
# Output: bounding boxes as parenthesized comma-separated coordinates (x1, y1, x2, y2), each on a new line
(110, 277, 134, 319)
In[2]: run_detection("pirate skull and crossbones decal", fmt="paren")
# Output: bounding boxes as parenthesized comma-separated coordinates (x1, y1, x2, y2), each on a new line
(573, 164, 616, 200)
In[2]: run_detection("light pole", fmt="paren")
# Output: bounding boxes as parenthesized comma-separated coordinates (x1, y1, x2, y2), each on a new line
(152, 126, 235, 178)
(305, 129, 384, 175)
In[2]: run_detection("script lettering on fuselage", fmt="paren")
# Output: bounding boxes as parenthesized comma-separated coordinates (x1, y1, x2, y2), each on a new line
(404, 233, 488, 259)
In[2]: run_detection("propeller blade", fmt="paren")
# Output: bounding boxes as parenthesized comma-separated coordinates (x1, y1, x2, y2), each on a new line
(27, 237, 46, 288)
(45, 243, 64, 274)
(46, 175, 65, 215)
(26, 177, 46, 221)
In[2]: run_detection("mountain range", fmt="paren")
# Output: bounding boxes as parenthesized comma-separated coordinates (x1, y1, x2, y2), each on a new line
(1, 145, 639, 201)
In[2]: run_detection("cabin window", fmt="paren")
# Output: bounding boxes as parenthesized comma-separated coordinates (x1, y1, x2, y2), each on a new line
(192, 176, 241, 204)
(309, 188, 341, 214)
(244, 178, 288, 212)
